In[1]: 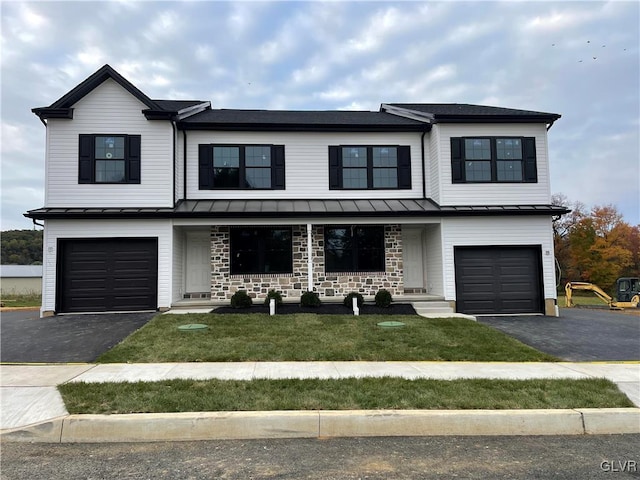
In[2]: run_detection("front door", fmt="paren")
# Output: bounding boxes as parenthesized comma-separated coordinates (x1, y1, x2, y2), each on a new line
(402, 228, 425, 290)
(186, 232, 211, 293)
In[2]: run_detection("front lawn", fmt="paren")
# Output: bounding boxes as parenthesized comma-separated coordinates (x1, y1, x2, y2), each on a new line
(97, 313, 558, 363)
(0, 293, 41, 308)
(59, 377, 634, 414)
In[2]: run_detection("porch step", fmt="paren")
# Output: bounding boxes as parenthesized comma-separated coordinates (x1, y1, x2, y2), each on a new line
(411, 301, 477, 321)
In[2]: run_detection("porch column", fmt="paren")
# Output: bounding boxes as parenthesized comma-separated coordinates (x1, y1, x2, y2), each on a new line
(307, 223, 313, 291)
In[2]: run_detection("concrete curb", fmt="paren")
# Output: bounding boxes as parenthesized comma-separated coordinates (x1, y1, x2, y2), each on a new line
(2, 408, 638, 443)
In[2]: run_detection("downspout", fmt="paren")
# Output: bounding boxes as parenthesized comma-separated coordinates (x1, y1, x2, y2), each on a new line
(307, 223, 313, 291)
(421, 128, 427, 198)
(171, 121, 177, 205)
(183, 130, 188, 200)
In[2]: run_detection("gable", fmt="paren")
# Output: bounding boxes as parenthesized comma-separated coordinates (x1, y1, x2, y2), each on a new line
(71, 78, 150, 121)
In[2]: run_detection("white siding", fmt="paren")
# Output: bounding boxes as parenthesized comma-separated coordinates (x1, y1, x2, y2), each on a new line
(436, 123, 551, 206)
(186, 131, 424, 199)
(41, 219, 173, 312)
(424, 223, 444, 296)
(172, 227, 185, 302)
(45, 79, 174, 207)
(428, 126, 441, 204)
(176, 131, 185, 201)
(441, 216, 557, 302)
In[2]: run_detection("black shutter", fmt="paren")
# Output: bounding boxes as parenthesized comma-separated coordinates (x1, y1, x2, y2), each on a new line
(328, 146, 341, 189)
(78, 135, 93, 184)
(397, 146, 411, 189)
(451, 138, 464, 183)
(198, 144, 213, 189)
(271, 145, 285, 189)
(127, 135, 141, 184)
(522, 137, 537, 183)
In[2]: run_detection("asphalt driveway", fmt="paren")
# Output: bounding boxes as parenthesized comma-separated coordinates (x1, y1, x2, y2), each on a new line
(0, 310, 156, 363)
(477, 307, 640, 361)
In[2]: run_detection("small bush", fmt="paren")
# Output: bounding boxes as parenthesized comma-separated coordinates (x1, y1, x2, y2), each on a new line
(375, 289, 393, 308)
(230, 290, 253, 309)
(343, 292, 364, 308)
(264, 289, 283, 306)
(300, 290, 321, 308)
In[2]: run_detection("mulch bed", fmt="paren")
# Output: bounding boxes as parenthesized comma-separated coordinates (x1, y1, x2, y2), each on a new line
(212, 302, 417, 315)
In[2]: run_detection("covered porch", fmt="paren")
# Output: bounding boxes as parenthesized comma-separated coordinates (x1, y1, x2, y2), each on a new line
(171, 220, 445, 307)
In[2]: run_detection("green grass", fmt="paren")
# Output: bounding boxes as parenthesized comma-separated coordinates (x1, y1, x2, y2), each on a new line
(0, 293, 41, 307)
(557, 293, 612, 307)
(58, 377, 634, 414)
(96, 313, 558, 363)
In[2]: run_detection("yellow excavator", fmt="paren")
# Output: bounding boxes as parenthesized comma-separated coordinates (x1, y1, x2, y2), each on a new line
(565, 277, 640, 309)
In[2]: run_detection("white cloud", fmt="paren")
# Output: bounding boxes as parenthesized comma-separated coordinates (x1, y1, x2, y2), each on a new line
(144, 10, 182, 43)
(0, 0, 638, 228)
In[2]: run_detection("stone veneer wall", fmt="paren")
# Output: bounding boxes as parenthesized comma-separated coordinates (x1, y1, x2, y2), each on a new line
(209, 224, 403, 301)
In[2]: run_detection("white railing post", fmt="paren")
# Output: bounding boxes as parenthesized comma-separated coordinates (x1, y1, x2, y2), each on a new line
(307, 223, 313, 292)
(353, 297, 359, 316)
(270, 298, 276, 316)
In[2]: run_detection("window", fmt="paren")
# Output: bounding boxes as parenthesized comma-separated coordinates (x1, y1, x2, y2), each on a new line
(230, 227, 292, 275)
(451, 137, 537, 183)
(329, 146, 411, 190)
(324, 226, 385, 272)
(199, 144, 285, 190)
(78, 134, 141, 184)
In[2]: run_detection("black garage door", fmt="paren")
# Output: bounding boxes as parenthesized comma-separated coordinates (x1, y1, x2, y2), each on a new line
(58, 238, 158, 313)
(454, 246, 543, 315)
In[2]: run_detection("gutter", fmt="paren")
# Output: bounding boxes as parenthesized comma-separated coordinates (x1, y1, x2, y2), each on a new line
(183, 130, 188, 201)
(171, 121, 177, 206)
(420, 129, 427, 198)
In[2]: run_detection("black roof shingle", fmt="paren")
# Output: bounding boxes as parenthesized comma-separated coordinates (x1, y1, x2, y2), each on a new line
(383, 103, 561, 123)
(179, 109, 428, 132)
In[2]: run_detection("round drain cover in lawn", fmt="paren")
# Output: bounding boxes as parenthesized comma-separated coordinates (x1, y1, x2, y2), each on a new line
(377, 321, 406, 329)
(178, 324, 208, 332)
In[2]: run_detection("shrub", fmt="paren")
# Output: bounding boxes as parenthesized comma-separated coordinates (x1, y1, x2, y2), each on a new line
(343, 292, 364, 309)
(230, 290, 253, 309)
(263, 289, 283, 306)
(300, 290, 321, 307)
(375, 289, 393, 308)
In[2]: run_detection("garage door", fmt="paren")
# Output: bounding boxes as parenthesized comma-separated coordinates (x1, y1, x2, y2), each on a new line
(454, 246, 543, 315)
(58, 238, 158, 313)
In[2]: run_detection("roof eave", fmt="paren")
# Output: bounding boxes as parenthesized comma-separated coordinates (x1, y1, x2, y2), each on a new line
(177, 123, 429, 132)
(434, 114, 562, 124)
(142, 109, 176, 120)
(24, 204, 570, 220)
(31, 107, 74, 120)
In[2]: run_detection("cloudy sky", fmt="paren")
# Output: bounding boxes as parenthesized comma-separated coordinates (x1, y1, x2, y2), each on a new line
(1, 0, 638, 230)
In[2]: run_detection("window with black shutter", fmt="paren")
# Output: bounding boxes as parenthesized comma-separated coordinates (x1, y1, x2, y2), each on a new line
(198, 144, 285, 190)
(328, 145, 411, 190)
(78, 134, 141, 184)
(451, 137, 537, 184)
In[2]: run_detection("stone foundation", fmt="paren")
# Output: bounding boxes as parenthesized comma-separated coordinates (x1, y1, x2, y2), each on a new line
(209, 224, 403, 301)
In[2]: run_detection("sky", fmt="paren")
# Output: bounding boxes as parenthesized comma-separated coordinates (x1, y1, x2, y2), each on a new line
(1, 0, 639, 231)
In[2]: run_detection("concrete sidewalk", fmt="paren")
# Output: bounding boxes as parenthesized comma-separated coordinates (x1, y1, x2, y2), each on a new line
(1, 362, 639, 441)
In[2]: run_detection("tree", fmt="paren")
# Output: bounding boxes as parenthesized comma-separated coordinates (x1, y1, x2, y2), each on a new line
(552, 196, 638, 293)
(0, 230, 43, 265)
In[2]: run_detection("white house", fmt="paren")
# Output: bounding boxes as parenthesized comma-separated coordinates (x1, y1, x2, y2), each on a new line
(27, 65, 567, 317)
